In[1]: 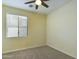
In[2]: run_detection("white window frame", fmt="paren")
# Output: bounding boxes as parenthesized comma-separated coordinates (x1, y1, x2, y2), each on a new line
(6, 13, 28, 38)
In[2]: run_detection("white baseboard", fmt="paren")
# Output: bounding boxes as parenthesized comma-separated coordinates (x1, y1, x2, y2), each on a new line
(3, 44, 46, 54)
(47, 43, 76, 58)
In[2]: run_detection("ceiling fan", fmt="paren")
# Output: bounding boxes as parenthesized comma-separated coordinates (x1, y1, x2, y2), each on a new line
(24, 0, 49, 9)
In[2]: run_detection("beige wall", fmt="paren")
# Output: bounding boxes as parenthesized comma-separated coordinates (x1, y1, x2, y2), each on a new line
(2, 5, 47, 53)
(47, 0, 77, 58)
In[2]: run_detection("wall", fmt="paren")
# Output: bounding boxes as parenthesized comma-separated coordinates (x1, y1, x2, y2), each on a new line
(47, 0, 77, 58)
(2, 5, 47, 53)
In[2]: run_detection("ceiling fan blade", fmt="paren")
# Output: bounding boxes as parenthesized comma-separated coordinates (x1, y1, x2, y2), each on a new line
(42, 2, 49, 8)
(36, 5, 38, 9)
(41, 0, 49, 1)
(24, 1, 35, 4)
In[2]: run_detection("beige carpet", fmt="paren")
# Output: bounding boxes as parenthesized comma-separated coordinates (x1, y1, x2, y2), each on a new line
(3, 46, 75, 59)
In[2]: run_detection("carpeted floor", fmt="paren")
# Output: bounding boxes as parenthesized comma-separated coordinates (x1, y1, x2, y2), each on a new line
(3, 46, 75, 59)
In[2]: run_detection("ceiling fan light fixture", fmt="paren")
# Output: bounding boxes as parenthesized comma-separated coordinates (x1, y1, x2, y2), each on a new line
(35, 0, 42, 5)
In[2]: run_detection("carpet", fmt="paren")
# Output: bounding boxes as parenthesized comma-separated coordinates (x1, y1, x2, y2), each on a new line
(3, 46, 75, 59)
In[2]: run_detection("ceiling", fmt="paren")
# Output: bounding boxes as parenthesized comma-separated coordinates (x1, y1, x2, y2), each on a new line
(2, 0, 72, 14)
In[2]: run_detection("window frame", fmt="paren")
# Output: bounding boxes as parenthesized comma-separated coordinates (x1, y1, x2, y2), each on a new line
(6, 13, 28, 38)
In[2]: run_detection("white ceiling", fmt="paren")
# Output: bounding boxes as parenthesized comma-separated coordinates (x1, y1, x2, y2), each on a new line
(2, 0, 72, 14)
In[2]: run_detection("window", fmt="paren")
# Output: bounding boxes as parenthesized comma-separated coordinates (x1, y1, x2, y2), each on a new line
(6, 14, 28, 37)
